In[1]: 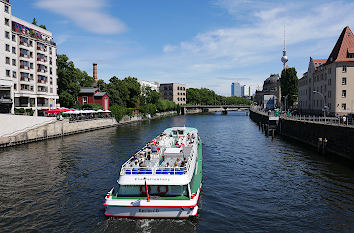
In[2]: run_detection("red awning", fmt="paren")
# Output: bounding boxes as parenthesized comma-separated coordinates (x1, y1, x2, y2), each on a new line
(45, 108, 73, 113)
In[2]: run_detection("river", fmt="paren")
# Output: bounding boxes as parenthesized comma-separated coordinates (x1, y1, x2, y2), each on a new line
(0, 111, 353, 232)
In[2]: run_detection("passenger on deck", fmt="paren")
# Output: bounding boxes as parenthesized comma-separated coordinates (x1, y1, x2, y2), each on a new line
(139, 155, 145, 164)
(166, 162, 170, 168)
(139, 161, 147, 167)
(132, 161, 139, 168)
(147, 151, 151, 160)
(173, 162, 178, 168)
(151, 144, 157, 152)
(176, 157, 181, 166)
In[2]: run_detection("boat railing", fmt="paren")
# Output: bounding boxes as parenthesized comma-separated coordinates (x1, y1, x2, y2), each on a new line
(120, 166, 188, 175)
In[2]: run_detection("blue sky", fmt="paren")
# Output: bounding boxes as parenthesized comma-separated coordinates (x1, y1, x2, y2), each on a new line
(10, 0, 354, 96)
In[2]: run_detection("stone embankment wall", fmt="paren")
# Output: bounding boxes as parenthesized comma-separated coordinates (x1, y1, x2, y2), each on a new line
(250, 109, 354, 161)
(0, 118, 117, 148)
(279, 119, 354, 161)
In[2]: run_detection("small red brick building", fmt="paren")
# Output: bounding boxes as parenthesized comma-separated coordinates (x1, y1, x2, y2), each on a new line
(77, 88, 109, 110)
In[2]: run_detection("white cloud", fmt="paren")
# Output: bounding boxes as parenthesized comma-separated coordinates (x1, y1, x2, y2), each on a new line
(163, 44, 177, 53)
(35, 0, 126, 34)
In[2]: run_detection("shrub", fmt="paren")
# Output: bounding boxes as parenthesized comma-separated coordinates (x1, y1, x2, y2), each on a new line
(109, 105, 127, 121)
(82, 103, 103, 110)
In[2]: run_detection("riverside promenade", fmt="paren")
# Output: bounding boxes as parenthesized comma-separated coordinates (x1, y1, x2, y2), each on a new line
(0, 111, 177, 148)
(249, 106, 354, 161)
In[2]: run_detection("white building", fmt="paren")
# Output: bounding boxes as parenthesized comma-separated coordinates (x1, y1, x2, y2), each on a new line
(0, 0, 59, 115)
(139, 80, 159, 94)
(231, 82, 241, 97)
(241, 85, 251, 97)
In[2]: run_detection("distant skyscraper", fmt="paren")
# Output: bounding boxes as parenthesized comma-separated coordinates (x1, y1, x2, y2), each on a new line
(231, 82, 241, 97)
(241, 85, 251, 97)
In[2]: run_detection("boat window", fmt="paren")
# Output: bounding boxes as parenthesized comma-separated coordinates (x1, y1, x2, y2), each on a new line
(172, 130, 177, 136)
(117, 185, 188, 197)
(178, 130, 184, 135)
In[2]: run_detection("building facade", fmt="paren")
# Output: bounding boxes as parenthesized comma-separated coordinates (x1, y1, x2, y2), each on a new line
(0, 0, 58, 115)
(241, 85, 251, 97)
(298, 26, 354, 116)
(255, 74, 281, 108)
(77, 88, 109, 110)
(139, 80, 159, 94)
(231, 82, 241, 97)
(159, 83, 186, 105)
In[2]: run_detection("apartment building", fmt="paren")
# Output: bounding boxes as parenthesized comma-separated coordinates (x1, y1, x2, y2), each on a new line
(298, 26, 354, 116)
(0, 0, 58, 115)
(159, 83, 186, 105)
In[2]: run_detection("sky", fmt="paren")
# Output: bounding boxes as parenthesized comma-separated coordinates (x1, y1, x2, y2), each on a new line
(10, 0, 354, 96)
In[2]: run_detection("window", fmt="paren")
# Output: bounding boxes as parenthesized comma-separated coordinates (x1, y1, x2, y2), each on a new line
(5, 31, 9, 39)
(328, 78, 331, 86)
(14, 84, 17, 90)
(12, 34, 15, 41)
(5, 5, 9, 13)
(12, 46, 15, 54)
(6, 70, 10, 77)
(343, 65, 347, 72)
(342, 103, 346, 110)
(342, 77, 347, 85)
(12, 71, 16, 78)
(83, 96, 88, 104)
(5, 44, 9, 51)
(12, 59, 16, 66)
(342, 90, 347, 98)
(5, 18, 9, 26)
(5, 57, 10, 64)
(30, 63, 33, 69)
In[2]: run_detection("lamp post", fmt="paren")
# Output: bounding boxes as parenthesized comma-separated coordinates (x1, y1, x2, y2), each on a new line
(313, 90, 327, 123)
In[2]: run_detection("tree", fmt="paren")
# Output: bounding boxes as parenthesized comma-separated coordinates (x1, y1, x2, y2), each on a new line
(186, 88, 201, 105)
(57, 54, 94, 107)
(39, 25, 47, 30)
(280, 67, 298, 108)
(144, 87, 161, 105)
(32, 18, 37, 25)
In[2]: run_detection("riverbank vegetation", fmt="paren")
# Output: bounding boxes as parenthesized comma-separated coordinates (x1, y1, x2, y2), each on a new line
(57, 54, 178, 121)
(186, 88, 252, 105)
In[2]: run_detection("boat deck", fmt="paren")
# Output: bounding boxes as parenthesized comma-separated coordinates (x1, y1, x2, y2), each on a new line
(120, 127, 198, 176)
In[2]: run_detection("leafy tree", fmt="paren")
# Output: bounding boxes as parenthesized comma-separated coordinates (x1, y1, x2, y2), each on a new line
(143, 87, 161, 105)
(39, 24, 47, 30)
(32, 18, 37, 25)
(57, 54, 94, 107)
(123, 76, 141, 107)
(280, 67, 298, 107)
(186, 88, 201, 105)
(110, 105, 127, 121)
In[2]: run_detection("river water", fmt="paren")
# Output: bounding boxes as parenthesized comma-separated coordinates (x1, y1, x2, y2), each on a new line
(0, 111, 353, 232)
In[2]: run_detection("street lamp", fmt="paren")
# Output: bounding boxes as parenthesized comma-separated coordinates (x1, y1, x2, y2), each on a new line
(313, 90, 327, 121)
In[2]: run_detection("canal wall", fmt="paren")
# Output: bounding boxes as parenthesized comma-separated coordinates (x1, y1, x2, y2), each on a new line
(0, 118, 118, 148)
(0, 111, 179, 148)
(250, 109, 354, 161)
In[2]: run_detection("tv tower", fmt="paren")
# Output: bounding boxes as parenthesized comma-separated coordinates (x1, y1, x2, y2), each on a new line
(281, 26, 288, 69)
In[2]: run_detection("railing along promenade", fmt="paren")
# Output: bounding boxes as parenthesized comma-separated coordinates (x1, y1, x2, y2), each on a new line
(250, 106, 354, 128)
(183, 104, 250, 109)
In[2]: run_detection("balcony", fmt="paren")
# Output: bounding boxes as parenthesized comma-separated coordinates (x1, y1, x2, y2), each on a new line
(37, 79, 47, 84)
(20, 65, 30, 70)
(37, 46, 47, 52)
(20, 77, 33, 82)
(37, 68, 47, 73)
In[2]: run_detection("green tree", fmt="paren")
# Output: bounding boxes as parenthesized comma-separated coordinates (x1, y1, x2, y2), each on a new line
(39, 24, 47, 30)
(280, 67, 298, 107)
(57, 54, 94, 107)
(143, 87, 161, 105)
(110, 105, 127, 121)
(186, 88, 201, 105)
(32, 18, 37, 25)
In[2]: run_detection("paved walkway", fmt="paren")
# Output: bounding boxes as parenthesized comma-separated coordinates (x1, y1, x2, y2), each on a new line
(0, 115, 56, 137)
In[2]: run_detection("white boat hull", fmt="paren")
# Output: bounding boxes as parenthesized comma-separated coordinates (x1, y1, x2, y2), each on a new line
(105, 205, 198, 219)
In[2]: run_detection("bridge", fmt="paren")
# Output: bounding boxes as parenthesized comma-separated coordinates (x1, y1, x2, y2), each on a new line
(181, 105, 250, 115)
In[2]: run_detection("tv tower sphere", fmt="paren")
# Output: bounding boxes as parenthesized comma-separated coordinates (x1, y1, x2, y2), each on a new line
(281, 55, 288, 63)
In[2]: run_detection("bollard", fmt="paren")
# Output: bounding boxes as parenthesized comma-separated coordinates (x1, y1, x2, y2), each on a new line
(272, 129, 275, 139)
(265, 124, 269, 136)
(317, 138, 323, 153)
(258, 122, 261, 130)
(261, 124, 264, 132)
(322, 138, 328, 154)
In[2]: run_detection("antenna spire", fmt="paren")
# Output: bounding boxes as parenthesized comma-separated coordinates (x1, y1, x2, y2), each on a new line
(281, 25, 288, 69)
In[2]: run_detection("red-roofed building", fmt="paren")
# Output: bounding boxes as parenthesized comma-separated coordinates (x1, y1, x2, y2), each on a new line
(77, 88, 109, 110)
(298, 26, 354, 116)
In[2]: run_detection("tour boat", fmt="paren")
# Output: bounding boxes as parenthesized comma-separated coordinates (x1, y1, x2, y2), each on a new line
(104, 127, 202, 219)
